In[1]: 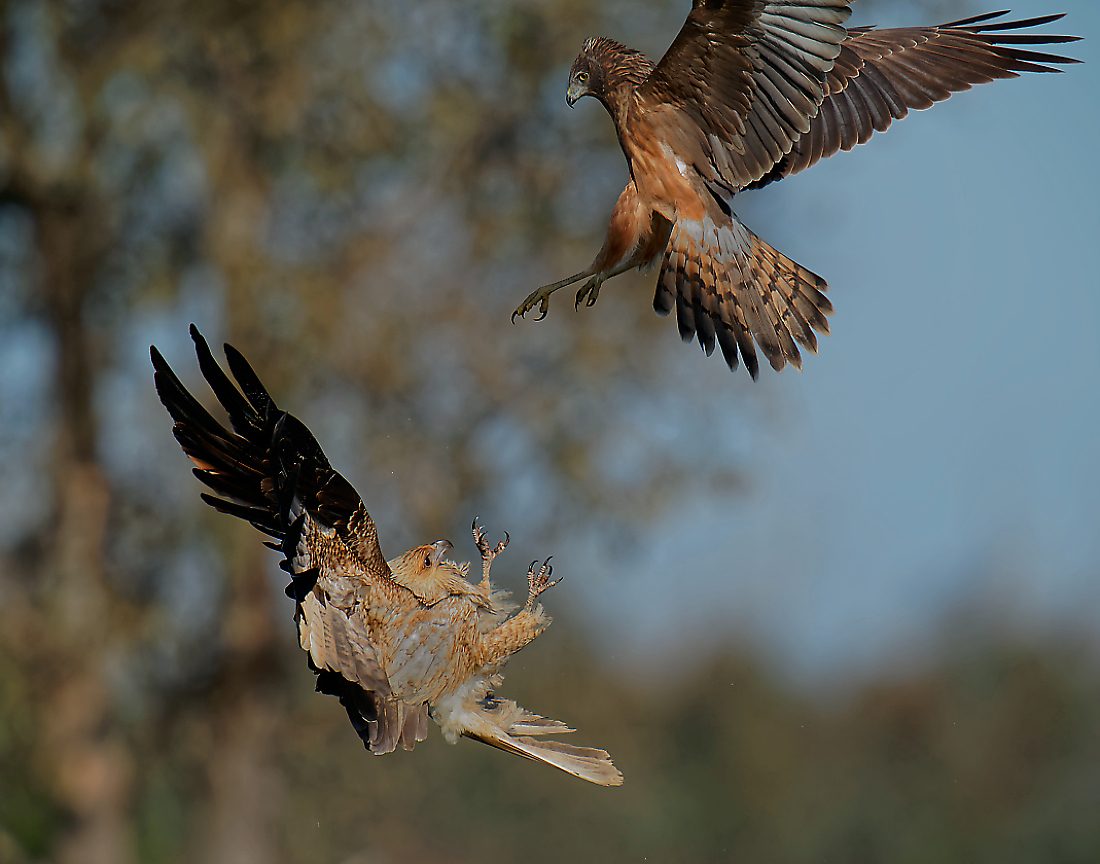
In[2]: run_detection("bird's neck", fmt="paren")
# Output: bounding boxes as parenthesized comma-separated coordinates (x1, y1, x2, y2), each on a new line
(585, 37, 653, 118)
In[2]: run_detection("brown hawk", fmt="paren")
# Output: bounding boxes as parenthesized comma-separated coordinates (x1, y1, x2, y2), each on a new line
(151, 326, 622, 786)
(513, 5, 1080, 378)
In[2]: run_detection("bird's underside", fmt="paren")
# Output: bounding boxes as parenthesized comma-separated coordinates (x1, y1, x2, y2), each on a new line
(513, 5, 1080, 378)
(151, 326, 622, 786)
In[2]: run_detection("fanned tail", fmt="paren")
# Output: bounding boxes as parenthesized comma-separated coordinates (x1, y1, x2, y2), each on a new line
(461, 695, 622, 787)
(655, 216, 831, 378)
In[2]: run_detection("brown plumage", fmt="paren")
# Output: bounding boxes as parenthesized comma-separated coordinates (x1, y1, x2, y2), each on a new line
(151, 326, 622, 786)
(513, 5, 1080, 378)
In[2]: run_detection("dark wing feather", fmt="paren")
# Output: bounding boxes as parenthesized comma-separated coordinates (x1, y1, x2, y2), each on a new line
(152, 325, 386, 572)
(638, 0, 852, 190)
(750, 12, 1081, 188)
(151, 326, 422, 754)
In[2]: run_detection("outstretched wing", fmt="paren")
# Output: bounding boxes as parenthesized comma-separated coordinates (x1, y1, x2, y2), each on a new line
(151, 325, 428, 754)
(750, 12, 1081, 188)
(637, 0, 852, 190)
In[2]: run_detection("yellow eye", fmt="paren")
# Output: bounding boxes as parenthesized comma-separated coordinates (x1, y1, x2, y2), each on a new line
(577, 71, 589, 83)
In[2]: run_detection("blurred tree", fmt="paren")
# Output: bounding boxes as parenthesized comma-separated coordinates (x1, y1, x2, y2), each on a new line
(5, 2, 1096, 864)
(0, 1, 748, 860)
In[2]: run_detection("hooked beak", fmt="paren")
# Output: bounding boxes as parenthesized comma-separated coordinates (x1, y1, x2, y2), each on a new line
(429, 539, 453, 565)
(566, 82, 585, 107)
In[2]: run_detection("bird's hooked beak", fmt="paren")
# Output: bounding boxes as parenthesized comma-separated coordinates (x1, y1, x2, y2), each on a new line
(566, 81, 586, 107)
(429, 539, 453, 566)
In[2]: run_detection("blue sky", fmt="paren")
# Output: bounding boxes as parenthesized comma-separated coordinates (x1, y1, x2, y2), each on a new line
(563, 0, 1100, 687)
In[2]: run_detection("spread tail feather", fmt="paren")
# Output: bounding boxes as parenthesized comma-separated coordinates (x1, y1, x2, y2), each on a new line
(461, 696, 622, 786)
(655, 216, 831, 377)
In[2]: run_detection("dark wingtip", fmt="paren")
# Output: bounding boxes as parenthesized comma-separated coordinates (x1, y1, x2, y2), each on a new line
(743, 348, 760, 381)
(149, 346, 173, 403)
(188, 323, 209, 350)
(188, 324, 214, 361)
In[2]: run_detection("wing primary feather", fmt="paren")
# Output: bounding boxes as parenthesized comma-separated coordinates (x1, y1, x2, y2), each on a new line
(749, 12, 1080, 187)
(187, 324, 260, 437)
(940, 10, 1013, 29)
(223, 341, 278, 416)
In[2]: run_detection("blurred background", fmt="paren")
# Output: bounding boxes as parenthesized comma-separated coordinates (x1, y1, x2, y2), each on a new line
(1, 0, 1097, 861)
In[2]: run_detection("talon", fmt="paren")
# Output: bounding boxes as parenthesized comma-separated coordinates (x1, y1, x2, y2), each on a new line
(575, 277, 603, 310)
(513, 291, 548, 324)
(525, 555, 561, 606)
(475, 522, 507, 556)
(515, 272, 596, 324)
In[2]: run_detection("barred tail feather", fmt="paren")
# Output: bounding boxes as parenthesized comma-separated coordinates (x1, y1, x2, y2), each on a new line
(656, 216, 831, 378)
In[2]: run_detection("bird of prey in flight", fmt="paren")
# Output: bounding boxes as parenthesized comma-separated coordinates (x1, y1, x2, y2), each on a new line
(512, 4, 1080, 378)
(151, 326, 622, 786)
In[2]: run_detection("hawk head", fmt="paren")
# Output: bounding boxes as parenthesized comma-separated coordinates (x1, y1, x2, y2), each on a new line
(567, 37, 654, 108)
(566, 50, 599, 107)
(388, 541, 480, 606)
(392, 540, 460, 579)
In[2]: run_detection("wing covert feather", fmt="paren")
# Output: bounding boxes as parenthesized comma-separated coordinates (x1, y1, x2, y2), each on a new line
(638, 0, 852, 189)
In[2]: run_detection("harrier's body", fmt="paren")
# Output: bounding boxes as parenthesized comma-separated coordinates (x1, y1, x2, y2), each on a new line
(514, 4, 1080, 377)
(152, 327, 622, 786)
